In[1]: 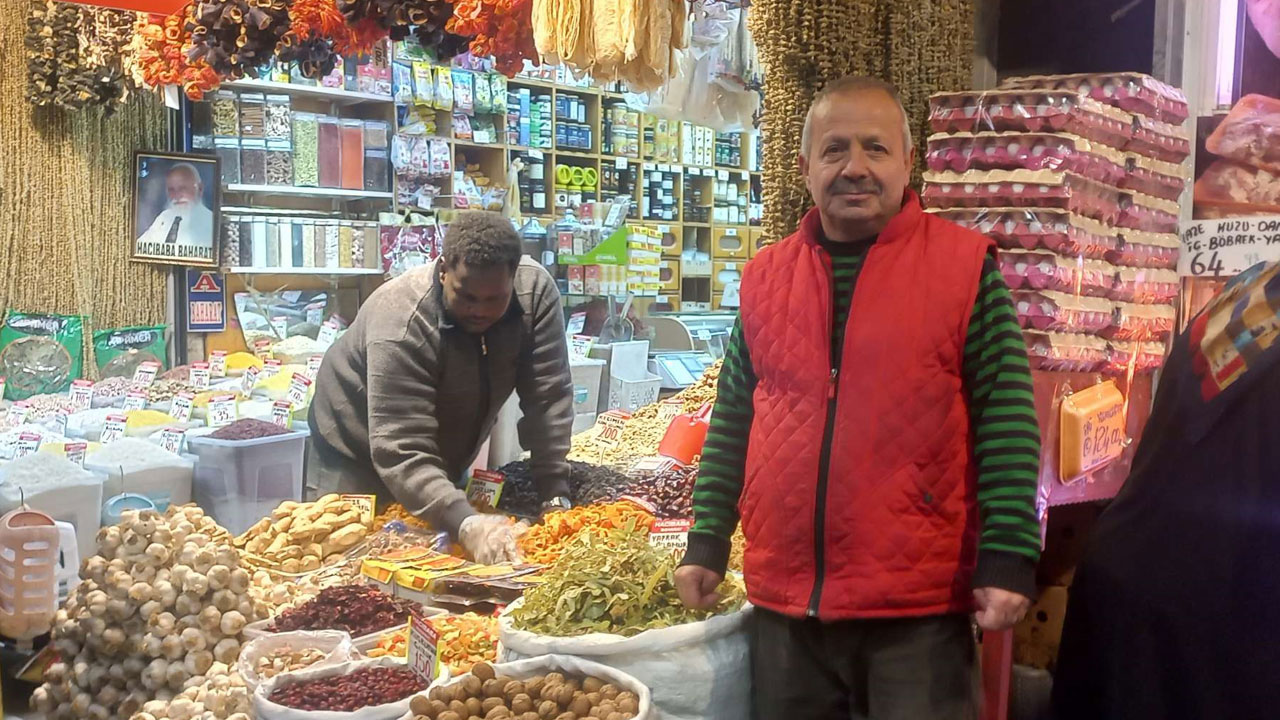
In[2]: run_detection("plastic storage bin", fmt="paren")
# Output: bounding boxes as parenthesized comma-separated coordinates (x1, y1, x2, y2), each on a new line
(85, 453, 195, 511)
(187, 429, 309, 535)
(318, 116, 342, 188)
(608, 373, 663, 413)
(0, 465, 104, 562)
(569, 359, 606, 415)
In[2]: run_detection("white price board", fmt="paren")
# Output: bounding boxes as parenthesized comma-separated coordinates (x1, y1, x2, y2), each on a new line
(159, 427, 187, 455)
(209, 350, 228, 379)
(69, 379, 93, 412)
(170, 392, 195, 423)
(270, 400, 292, 428)
(132, 361, 160, 388)
(64, 441, 87, 466)
(285, 373, 311, 408)
(122, 391, 148, 412)
(595, 410, 630, 449)
(656, 398, 684, 426)
(207, 394, 237, 428)
(13, 432, 41, 459)
(1178, 216, 1280, 277)
(305, 354, 324, 379)
(317, 321, 339, 348)
(241, 366, 261, 395)
(649, 518, 692, 555)
(6, 401, 31, 428)
(262, 359, 283, 378)
(465, 469, 506, 509)
(189, 362, 211, 390)
(407, 616, 440, 683)
(100, 414, 127, 445)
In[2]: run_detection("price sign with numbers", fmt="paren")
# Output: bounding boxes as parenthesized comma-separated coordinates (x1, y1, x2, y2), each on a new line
(132, 361, 160, 388)
(6, 401, 31, 428)
(159, 427, 187, 455)
(317, 321, 339, 348)
(100, 415, 127, 444)
(13, 432, 41, 459)
(657, 398, 684, 426)
(207, 394, 237, 428)
(339, 494, 376, 524)
(64, 442, 87, 466)
(262, 359, 283, 379)
(270, 401, 292, 427)
(569, 335, 593, 361)
(648, 518, 693, 555)
(407, 616, 440, 683)
(271, 316, 290, 338)
(305, 354, 323, 379)
(1178, 216, 1280, 277)
(241, 366, 261, 395)
(52, 412, 68, 437)
(209, 351, 228, 378)
(69, 379, 93, 412)
(566, 312, 587, 336)
(596, 410, 630, 449)
(189, 362, 211, 390)
(286, 373, 312, 408)
(465, 470, 506, 509)
(170, 392, 195, 423)
(253, 339, 273, 360)
(122, 391, 148, 412)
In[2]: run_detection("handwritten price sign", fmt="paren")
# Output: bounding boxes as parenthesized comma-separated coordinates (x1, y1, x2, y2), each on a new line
(1179, 216, 1280, 277)
(595, 410, 630, 450)
(465, 469, 506, 509)
(69, 379, 93, 412)
(407, 616, 440, 683)
(207, 394, 237, 428)
(100, 415, 127, 445)
(209, 350, 227, 378)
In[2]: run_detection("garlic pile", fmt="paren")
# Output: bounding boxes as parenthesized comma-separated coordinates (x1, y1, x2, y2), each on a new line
(32, 506, 266, 720)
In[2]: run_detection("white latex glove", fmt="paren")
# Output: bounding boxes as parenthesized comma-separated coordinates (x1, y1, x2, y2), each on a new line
(458, 515, 528, 564)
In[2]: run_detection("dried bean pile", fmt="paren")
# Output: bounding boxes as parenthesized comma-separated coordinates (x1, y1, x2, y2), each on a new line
(495, 460, 632, 516)
(268, 584, 421, 638)
(623, 464, 698, 519)
(269, 665, 426, 712)
(208, 418, 292, 441)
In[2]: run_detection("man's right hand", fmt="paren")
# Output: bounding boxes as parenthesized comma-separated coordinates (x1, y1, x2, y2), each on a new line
(675, 565, 725, 610)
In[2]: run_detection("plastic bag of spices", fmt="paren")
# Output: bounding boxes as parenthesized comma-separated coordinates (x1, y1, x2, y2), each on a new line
(0, 311, 85, 401)
(92, 325, 168, 378)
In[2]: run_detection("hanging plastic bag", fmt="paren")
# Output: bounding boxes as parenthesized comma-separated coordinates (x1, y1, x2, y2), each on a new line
(0, 311, 85, 400)
(93, 325, 168, 378)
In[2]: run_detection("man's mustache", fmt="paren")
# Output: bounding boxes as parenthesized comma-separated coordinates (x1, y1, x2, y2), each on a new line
(828, 179, 879, 194)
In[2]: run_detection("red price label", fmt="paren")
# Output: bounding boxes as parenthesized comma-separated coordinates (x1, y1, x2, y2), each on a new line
(595, 410, 630, 449)
(207, 394, 237, 428)
(69, 379, 93, 412)
(305, 354, 324, 379)
(657, 399, 683, 426)
(262, 359, 283, 378)
(132, 361, 161, 388)
(407, 616, 440, 682)
(317, 321, 339, 348)
(270, 401, 292, 427)
(13, 432, 42, 459)
(123, 391, 148, 412)
(64, 442, 87, 467)
(465, 470, 506, 509)
(189, 362, 211, 390)
(648, 518, 693, 555)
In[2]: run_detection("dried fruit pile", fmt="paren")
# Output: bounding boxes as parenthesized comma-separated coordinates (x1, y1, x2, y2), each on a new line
(495, 460, 633, 517)
(236, 495, 370, 573)
(622, 463, 697, 519)
(268, 584, 422, 637)
(517, 500, 654, 565)
(208, 417, 294, 440)
(253, 645, 329, 681)
(269, 664, 426, 712)
(432, 612, 499, 673)
(410, 662, 640, 720)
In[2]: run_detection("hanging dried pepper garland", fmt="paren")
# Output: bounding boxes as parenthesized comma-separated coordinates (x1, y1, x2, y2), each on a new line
(448, 0, 535, 76)
(123, 9, 222, 100)
(186, 0, 293, 79)
(277, 0, 382, 78)
(335, 0, 467, 57)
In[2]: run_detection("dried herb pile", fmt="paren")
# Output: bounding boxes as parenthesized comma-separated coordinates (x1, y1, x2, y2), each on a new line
(512, 524, 744, 637)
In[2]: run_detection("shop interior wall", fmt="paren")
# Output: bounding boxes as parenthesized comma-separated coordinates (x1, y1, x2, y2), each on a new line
(996, 0, 1157, 76)
(0, 2, 169, 371)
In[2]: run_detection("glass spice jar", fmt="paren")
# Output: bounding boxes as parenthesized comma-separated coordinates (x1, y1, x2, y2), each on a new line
(363, 149, 389, 192)
(318, 116, 342, 188)
(214, 137, 241, 185)
(292, 112, 320, 187)
(339, 119, 365, 190)
(363, 120, 390, 150)
(240, 138, 267, 185)
(239, 93, 266, 138)
(210, 90, 239, 137)
(265, 140, 294, 186)
(264, 94, 292, 142)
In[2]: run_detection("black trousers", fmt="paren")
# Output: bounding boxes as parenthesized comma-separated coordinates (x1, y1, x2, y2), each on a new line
(752, 608, 978, 720)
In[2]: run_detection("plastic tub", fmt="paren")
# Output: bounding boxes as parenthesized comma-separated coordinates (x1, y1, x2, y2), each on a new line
(569, 359, 606, 415)
(0, 466, 104, 562)
(85, 453, 195, 511)
(101, 492, 157, 526)
(187, 428, 309, 535)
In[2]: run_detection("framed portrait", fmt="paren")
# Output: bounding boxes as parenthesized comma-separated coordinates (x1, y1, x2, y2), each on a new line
(131, 151, 221, 268)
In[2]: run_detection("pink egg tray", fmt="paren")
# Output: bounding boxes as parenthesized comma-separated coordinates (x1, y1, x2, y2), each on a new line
(929, 207, 1117, 259)
(1109, 267, 1179, 304)
(1116, 191, 1180, 234)
(1013, 290, 1115, 334)
(1105, 340, 1169, 374)
(997, 250, 1115, 297)
(1100, 303, 1176, 342)
(925, 132, 1127, 184)
(1120, 155, 1186, 201)
(928, 90, 1134, 148)
(1024, 331, 1110, 373)
(1106, 230, 1180, 270)
(923, 170, 1122, 225)
(1000, 72, 1189, 125)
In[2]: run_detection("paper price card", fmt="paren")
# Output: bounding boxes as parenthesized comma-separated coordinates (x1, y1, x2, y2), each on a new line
(595, 410, 630, 449)
(122, 391, 148, 412)
(271, 316, 290, 338)
(262, 359, 283, 379)
(270, 400, 292, 428)
(132, 361, 160, 388)
(657, 398, 684, 426)
(566, 311, 587, 336)
(340, 494, 377, 525)
(648, 518, 692, 555)
(64, 442, 87, 467)
(100, 415, 127, 445)
(69, 379, 93, 412)
(407, 615, 441, 683)
(170, 392, 195, 423)
(286, 373, 312, 408)
(241, 366, 261, 395)
(51, 412, 68, 437)
(189, 362, 211, 390)
(0, 377, 6, 401)
(465, 469, 506, 509)
(159, 428, 187, 455)
(305, 354, 323, 379)
(209, 350, 228, 378)
(568, 335, 593, 361)
(13, 432, 41, 460)
(207, 394, 237, 428)
(253, 339, 273, 360)
(317, 321, 339, 348)
(6, 401, 31, 428)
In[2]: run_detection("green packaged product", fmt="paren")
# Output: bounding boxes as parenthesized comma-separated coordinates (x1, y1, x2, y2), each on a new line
(93, 325, 168, 378)
(0, 311, 85, 400)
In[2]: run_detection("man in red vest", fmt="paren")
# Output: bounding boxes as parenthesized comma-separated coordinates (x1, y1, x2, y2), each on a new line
(676, 76, 1042, 718)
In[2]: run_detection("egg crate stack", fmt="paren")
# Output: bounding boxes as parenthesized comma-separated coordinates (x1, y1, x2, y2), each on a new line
(923, 72, 1191, 375)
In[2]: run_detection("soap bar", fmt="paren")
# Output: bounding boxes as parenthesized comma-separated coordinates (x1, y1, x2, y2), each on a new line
(1059, 380, 1125, 481)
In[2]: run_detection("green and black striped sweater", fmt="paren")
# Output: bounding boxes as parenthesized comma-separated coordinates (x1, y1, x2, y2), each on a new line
(683, 239, 1042, 598)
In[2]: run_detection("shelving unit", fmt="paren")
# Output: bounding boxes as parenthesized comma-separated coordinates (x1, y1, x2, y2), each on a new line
(225, 184, 394, 200)
(227, 79, 393, 105)
(225, 266, 386, 276)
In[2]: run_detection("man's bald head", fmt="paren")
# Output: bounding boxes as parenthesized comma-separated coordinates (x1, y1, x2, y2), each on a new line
(800, 76, 913, 160)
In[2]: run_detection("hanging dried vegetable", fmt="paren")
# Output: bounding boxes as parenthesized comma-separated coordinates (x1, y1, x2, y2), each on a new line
(23, 1, 88, 108)
(123, 10, 222, 100)
(186, 0, 293, 79)
(531, 0, 688, 91)
(447, 0, 536, 76)
(511, 524, 744, 637)
(335, 0, 467, 56)
(278, 0, 382, 79)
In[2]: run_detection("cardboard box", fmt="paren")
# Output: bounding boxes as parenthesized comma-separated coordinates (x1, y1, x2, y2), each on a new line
(584, 264, 602, 295)
(748, 228, 764, 258)
(713, 260, 742, 292)
(658, 259, 680, 291)
(1013, 585, 1070, 671)
(713, 228, 748, 259)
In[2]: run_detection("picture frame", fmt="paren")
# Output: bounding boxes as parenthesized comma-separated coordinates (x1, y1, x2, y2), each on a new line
(130, 150, 221, 268)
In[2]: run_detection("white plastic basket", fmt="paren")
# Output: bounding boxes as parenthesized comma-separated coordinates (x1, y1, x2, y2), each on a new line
(608, 373, 662, 413)
(187, 429, 309, 535)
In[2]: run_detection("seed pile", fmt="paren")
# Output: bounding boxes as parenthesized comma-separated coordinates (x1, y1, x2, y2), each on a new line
(207, 418, 293, 441)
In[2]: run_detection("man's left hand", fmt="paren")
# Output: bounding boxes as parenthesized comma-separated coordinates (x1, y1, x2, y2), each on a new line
(972, 587, 1031, 631)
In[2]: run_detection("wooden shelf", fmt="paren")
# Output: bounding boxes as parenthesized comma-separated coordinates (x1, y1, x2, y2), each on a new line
(225, 267, 384, 276)
(228, 79, 393, 105)
(224, 184, 393, 200)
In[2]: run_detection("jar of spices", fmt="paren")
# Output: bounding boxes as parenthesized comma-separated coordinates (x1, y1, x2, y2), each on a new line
(265, 139, 294, 186)
(214, 137, 241, 185)
(317, 116, 342, 188)
(363, 149, 389, 192)
(210, 90, 238, 137)
(240, 139, 267, 185)
(362, 120, 390, 151)
(292, 112, 319, 186)
(238, 93, 266, 138)
(264, 95, 292, 142)
(339, 119, 364, 191)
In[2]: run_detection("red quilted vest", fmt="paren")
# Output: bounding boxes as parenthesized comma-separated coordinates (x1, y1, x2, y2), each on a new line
(738, 192, 992, 620)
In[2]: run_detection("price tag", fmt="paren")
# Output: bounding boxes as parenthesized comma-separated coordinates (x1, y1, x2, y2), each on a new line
(629, 455, 678, 475)
(270, 400, 293, 427)
(64, 442, 87, 467)
(739, 170, 749, 181)
(595, 410, 630, 449)
(241, 366, 261, 395)
(51, 411, 68, 437)
(100, 414, 127, 445)
(170, 392, 195, 423)
(13, 432, 41, 459)
(1059, 381, 1126, 482)
(407, 615, 440, 683)
(189, 363, 211, 390)
(717, 170, 729, 181)
(339, 494, 377, 525)
(465, 469, 506, 509)
(262, 359, 283, 379)
(69, 379, 93, 412)
(305, 354, 324, 379)
(122, 391, 148, 412)
(317, 321, 340, 349)
(209, 351, 228, 379)
(569, 335, 593, 361)
(648, 518, 693, 555)
(6, 401, 31, 428)
(158, 427, 187, 455)
(132, 361, 160, 388)
(724, 228, 737, 236)
(207, 394, 237, 428)
(694, 328, 712, 341)
(0, 377, 6, 400)
(306, 305, 324, 325)
(286, 373, 312, 407)
(566, 312, 587, 336)
(271, 316, 290, 338)
(253, 339, 273, 360)
(658, 224, 670, 233)
(615, 157, 628, 169)
(657, 398, 684, 426)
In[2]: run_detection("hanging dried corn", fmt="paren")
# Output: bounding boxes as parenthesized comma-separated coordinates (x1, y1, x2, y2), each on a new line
(749, 0, 974, 245)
